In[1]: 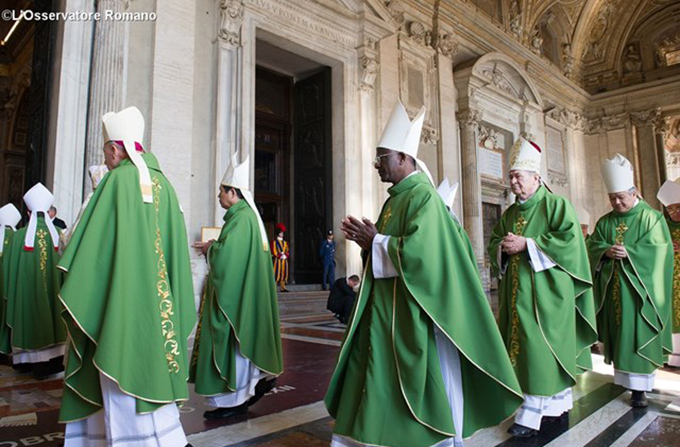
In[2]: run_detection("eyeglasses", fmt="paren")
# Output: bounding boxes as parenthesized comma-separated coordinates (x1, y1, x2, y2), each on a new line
(373, 153, 391, 168)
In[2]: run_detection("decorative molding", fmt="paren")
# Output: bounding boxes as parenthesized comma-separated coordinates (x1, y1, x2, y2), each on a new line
(407, 20, 432, 46)
(545, 107, 586, 131)
(219, 0, 244, 47)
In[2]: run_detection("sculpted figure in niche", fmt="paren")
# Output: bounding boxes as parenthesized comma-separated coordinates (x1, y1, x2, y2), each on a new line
(622, 44, 642, 74)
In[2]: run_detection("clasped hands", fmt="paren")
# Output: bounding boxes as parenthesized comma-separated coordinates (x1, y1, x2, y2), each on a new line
(341, 215, 377, 251)
(605, 244, 628, 259)
(500, 232, 527, 256)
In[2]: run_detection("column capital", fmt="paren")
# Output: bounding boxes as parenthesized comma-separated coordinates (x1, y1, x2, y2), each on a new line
(456, 108, 483, 127)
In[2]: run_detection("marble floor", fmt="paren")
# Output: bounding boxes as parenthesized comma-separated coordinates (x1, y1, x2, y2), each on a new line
(1, 290, 679, 447)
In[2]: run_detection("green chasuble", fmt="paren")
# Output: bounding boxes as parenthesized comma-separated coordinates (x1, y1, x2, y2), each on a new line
(587, 202, 672, 373)
(189, 199, 283, 394)
(0, 227, 15, 354)
(4, 219, 65, 355)
(58, 154, 196, 422)
(488, 186, 598, 397)
(667, 218, 680, 334)
(325, 173, 523, 447)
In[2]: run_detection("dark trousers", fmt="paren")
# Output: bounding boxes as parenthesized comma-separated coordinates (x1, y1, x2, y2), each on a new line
(322, 262, 335, 290)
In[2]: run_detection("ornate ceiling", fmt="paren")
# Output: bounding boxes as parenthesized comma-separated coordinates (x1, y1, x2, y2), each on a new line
(459, 0, 680, 93)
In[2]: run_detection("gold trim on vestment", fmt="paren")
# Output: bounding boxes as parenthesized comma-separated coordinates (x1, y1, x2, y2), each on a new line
(37, 229, 48, 293)
(152, 176, 181, 374)
(508, 215, 527, 367)
(672, 228, 680, 329)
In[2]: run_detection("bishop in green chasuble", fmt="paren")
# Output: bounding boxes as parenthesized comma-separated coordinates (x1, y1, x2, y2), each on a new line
(0, 203, 21, 355)
(658, 177, 680, 368)
(588, 154, 672, 408)
(326, 102, 523, 447)
(0, 203, 22, 355)
(488, 138, 597, 437)
(5, 184, 66, 370)
(190, 155, 283, 420)
(59, 107, 193, 447)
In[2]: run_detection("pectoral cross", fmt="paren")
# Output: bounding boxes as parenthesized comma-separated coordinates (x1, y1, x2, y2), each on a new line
(615, 223, 628, 245)
(515, 216, 527, 236)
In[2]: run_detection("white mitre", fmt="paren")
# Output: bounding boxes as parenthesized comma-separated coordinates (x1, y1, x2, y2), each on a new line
(437, 177, 461, 223)
(601, 153, 635, 194)
(102, 106, 152, 203)
(221, 154, 269, 251)
(23, 183, 59, 250)
(509, 137, 542, 173)
(657, 177, 680, 207)
(377, 100, 434, 185)
(0, 203, 21, 255)
(436, 178, 459, 210)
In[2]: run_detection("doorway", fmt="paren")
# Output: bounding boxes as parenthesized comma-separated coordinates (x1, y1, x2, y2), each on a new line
(254, 42, 332, 284)
(0, 1, 56, 211)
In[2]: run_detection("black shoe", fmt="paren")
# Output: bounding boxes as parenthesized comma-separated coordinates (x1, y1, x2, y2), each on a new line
(507, 423, 538, 437)
(631, 391, 648, 408)
(247, 378, 277, 407)
(203, 402, 248, 420)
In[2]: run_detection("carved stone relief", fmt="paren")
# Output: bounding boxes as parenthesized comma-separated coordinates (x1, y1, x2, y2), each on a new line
(436, 33, 459, 58)
(219, 0, 244, 47)
(582, 0, 616, 64)
(359, 56, 379, 92)
(562, 43, 575, 79)
(509, 0, 522, 39)
(421, 124, 438, 145)
(530, 26, 543, 55)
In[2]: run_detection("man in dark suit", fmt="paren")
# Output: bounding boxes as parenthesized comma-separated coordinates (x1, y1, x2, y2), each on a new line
(48, 206, 67, 230)
(326, 275, 360, 324)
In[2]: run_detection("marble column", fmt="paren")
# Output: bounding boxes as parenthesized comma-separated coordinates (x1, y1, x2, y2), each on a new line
(83, 0, 127, 188)
(457, 107, 486, 286)
(213, 0, 244, 224)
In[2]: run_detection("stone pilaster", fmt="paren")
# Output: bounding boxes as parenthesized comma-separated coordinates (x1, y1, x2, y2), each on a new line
(214, 0, 245, 224)
(357, 41, 379, 221)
